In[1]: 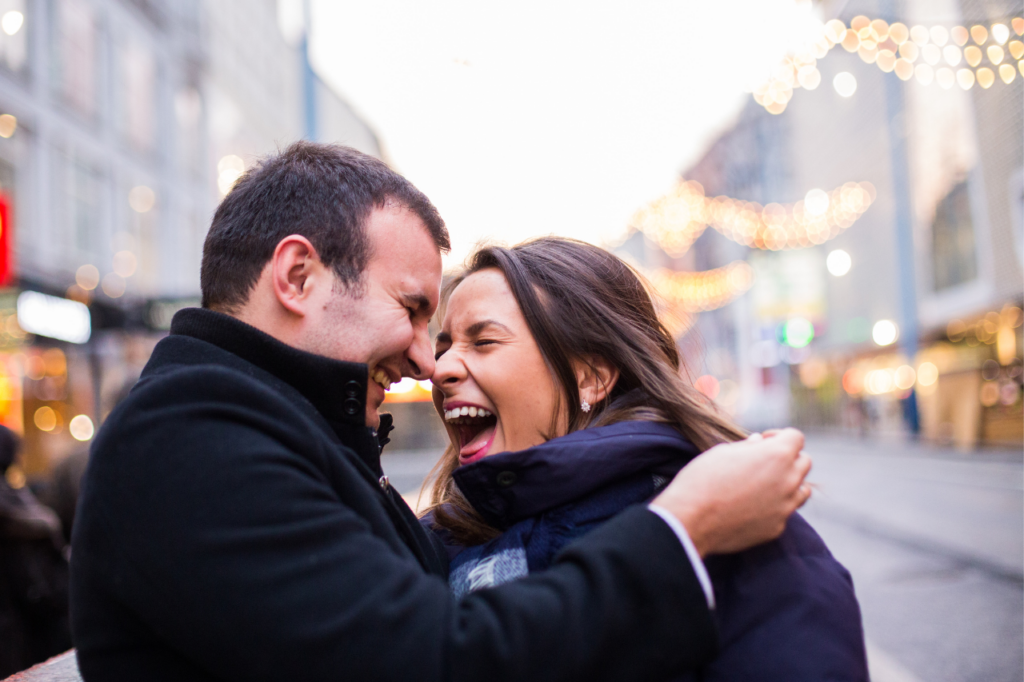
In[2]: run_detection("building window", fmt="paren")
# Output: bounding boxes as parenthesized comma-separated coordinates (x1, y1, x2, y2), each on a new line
(119, 40, 155, 151)
(931, 179, 977, 291)
(174, 86, 202, 175)
(56, 149, 102, 261)
(52, 0, 97, 117)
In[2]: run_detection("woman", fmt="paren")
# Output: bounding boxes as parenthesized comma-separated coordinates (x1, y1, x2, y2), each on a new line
(425, 237, 867, 680)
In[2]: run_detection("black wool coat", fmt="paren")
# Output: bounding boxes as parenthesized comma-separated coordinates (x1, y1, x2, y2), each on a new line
(70, 308, 717, 682)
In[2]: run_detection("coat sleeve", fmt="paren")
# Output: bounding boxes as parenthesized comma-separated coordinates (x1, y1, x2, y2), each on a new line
(71, 368, 717, 682)
(698, 515, 869, 682)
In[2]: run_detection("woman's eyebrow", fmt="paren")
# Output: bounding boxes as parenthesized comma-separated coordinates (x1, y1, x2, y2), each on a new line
(466, 319, 513, 336)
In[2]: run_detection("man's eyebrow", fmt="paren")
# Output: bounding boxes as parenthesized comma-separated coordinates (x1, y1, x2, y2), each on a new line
(466, 320, 513, 336)
(435, 331, 452, 345)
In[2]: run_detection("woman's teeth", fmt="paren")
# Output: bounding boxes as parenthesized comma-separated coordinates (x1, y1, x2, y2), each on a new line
(371, 368, 392, 391)
(444, 406, 493, 422)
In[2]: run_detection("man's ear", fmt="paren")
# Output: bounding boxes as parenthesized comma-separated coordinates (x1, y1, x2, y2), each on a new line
(271, 235, 325, 316)
(574, 355, 620, 408)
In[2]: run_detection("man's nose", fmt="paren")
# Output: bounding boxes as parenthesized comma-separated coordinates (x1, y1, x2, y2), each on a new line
(404, 325, 435, 381)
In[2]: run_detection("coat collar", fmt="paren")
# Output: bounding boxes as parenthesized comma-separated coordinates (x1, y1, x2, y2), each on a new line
(167, 307, 394, 454)
(453, 420, 699, 530)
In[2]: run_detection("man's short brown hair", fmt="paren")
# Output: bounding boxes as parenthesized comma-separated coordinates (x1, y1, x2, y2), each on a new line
(200, 142, 449, 311)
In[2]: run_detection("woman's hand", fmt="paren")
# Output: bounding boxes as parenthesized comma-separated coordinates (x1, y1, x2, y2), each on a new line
(651, 428, 812, 556)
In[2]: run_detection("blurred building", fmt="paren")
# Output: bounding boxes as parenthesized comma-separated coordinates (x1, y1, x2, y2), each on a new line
(0, 0, 382, 480)
(656, 0, 1022, 448)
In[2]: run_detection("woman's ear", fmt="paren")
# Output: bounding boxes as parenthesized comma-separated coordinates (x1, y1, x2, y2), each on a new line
(574, 356, 620, 408)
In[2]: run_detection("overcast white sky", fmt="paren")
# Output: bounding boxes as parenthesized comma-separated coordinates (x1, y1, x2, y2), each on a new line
(310, 1, 821, 267)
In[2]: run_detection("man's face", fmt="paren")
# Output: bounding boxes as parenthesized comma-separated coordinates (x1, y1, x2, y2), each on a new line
(301, 205, 443, 427)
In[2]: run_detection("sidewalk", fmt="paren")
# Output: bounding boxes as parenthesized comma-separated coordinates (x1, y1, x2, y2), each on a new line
(801, 434, 1023, 578)
(800, 434, 1023, 682)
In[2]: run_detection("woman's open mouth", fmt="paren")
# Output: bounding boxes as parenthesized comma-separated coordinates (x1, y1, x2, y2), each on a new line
(444, 404, 498, 465)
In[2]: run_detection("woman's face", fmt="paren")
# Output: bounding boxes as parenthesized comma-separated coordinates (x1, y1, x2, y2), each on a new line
(432, 268, 564, 466)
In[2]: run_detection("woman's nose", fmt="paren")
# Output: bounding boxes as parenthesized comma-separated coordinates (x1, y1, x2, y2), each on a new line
(431, 350, 466, 389)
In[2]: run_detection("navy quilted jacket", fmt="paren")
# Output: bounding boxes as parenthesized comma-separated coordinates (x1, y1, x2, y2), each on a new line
(429, 420, 869, 681)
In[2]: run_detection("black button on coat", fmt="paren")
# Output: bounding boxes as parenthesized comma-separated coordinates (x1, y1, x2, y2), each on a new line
(70, 308, 717, 682)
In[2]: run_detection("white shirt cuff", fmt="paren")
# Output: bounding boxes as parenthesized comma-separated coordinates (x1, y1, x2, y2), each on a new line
(647, 504, 715, 609)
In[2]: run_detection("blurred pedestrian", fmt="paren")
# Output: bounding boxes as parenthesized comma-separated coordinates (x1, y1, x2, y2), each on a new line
(42, 378, 137, 546)
(41, 448, 89, 547)
(0, 425, 72, 677)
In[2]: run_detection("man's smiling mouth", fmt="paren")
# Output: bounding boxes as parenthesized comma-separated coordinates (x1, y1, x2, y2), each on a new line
(444, 404, 497, 463)
(370, 367, 394, 391)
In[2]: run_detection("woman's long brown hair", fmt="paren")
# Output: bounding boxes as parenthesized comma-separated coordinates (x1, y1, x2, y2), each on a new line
(426, 237, 746, 545)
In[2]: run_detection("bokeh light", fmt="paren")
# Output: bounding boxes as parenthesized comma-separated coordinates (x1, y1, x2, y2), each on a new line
(102, 273, 126, 298)
(991, 23, 1009, 45)
(804, 188, 830, 215)
(112, 251, 138, 278)
(893, 365, 916, 390)
(826, 249, 852, 276)
(129, 185, 156, 213)
(917, 362, 939, 386)
(872, 319, 898, 346)
(889, 23, 909, 45)
(218, 155, 245, 195)
(0, 114, 16, 138)
(910, 25, 930, 45)
(782, 318, 815, 348)
(1, 10, 23, 36)
(694, 375, 720, 400)
(76, 264, 100, 290)
(69, 415, 95, 442)
(833, 71, 857, 96)
(957, 68, 976, 89)
(34, 406, 57, 432)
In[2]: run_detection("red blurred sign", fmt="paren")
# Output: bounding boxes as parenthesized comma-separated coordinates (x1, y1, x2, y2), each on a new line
(0, 193, 13, 286)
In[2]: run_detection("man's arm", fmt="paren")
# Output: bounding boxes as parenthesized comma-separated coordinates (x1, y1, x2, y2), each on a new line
(653, 429, 812, 556)
(73, 370, 718, 682)
(73, 371, 809, 682)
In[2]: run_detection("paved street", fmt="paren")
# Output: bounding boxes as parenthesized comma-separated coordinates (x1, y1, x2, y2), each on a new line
(381, 435, 1024, 681)
(801, 435, 1023, 682)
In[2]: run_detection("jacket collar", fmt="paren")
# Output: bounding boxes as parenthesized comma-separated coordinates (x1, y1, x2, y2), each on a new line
(168, 307, 394, 447)
(453, 420, 699, 530)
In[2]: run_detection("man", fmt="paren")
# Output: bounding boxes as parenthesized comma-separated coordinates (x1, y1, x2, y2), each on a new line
(70, 142, 811, 681)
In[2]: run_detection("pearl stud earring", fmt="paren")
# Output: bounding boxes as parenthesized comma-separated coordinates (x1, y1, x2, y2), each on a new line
(581, 400, 591, 413)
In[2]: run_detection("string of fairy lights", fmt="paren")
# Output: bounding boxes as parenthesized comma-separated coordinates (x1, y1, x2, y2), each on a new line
(649, 261, 755, 314)
(633, 180, 876, 256)
(631, 12, 1010, 317)
(752, 15, 1024, 114)
(633, 180, 875, 314)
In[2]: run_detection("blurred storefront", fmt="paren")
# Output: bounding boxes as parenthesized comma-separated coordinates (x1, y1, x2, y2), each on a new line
(622, 0, 1022, 449)
(0, 0, 383, 485)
